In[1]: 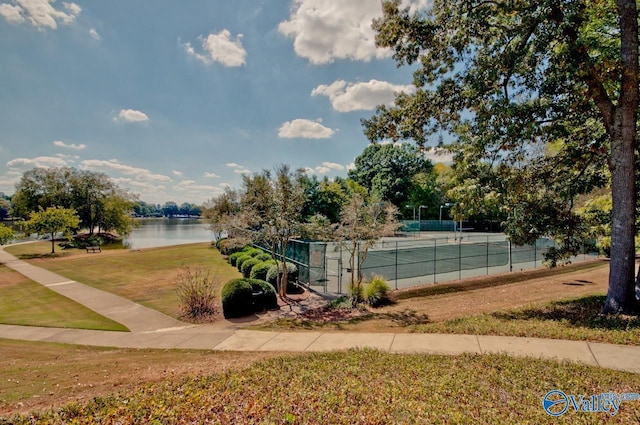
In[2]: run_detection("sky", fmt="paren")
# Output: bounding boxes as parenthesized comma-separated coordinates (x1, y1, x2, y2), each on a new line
(0, 0, 449, 205)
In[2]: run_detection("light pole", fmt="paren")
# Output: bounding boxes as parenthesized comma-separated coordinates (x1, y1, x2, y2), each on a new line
(439, 202, 453, 229)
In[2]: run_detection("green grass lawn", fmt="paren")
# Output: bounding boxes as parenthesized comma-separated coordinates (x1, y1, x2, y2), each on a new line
(0, 265, 128, 331)
(5, 349, 640, 424)
(5, 242, 241, 319)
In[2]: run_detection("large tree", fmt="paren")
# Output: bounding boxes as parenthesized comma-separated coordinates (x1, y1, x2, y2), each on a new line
(13, 167, 135, 236)
(348, 142, 433, 211)
(363, 0, 638, 313)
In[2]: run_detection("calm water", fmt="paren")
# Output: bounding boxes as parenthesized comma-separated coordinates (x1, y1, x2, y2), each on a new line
(124, 218, 215, 249)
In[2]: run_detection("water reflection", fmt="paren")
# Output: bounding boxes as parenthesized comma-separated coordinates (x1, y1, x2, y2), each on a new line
(124, 218, 214, 249)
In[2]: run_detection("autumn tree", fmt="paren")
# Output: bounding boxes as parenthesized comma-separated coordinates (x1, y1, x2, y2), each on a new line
(23, 207, 80, 254)
(363, 0, 638, 313)
(0, 224, 13, 245)
(203, 188, 242, 241)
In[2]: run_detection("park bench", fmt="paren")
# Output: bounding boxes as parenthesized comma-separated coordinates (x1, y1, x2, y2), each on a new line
(85, 245, 102, 253)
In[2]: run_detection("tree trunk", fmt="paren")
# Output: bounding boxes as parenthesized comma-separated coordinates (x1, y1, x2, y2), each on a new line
(50, 232, 56, 254)
(602, 0, 639, 314)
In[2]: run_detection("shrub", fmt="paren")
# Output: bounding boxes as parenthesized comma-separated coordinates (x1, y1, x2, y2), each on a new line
(221, 278, 254, 318)
(229, 252, 244, 267)
(235, 254, 254, 271)
(176, 267, 219, 319)
(241, 247, 261, 257)
(218, 238, 250, 256)
(254, 253, 272, 262)
(241, 258, 260, 278)
(250, 261, 274, 281)
(246, 279, 278, 310)
(266, 262, 299, 291)
(364, 275, 391, 307)
(215, 237, 228, 250)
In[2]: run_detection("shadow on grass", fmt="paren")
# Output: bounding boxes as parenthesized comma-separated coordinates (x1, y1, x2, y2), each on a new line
(492, 295, 640, 331)
(379, 310, 431, 326)
(15, 252, 65, 260)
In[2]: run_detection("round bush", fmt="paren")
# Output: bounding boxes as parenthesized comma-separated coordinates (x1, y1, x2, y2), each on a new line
(250, 261, 273, 281)
(364, 275, 391, 307)
(235, 254, 254, 271)
(247, 279, 278, 310)
(241, 258, 260, 278)
(266, 262, 299, 289)
(221, 279, 254, 318)
(229, 252, 244, 267)
(254, 253, 272, 262)
(241, 247, 261, 257)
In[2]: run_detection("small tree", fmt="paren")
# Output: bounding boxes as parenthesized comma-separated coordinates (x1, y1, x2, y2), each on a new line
(0, 224, 13, 245)
(23, 206, 80, 254)
(336, 193, 399, 304)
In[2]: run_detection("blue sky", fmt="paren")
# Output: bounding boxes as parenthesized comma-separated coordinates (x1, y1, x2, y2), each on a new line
(0, 0, 446, 204)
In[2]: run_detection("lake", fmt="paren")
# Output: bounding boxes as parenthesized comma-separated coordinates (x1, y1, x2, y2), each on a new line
(124, 218, 215, 249)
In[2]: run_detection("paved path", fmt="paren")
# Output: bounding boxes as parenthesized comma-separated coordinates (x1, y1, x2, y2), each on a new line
(1, 245, 639, 374)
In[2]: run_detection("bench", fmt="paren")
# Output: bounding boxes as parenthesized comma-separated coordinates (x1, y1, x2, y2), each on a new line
(85, 245, 102, 253)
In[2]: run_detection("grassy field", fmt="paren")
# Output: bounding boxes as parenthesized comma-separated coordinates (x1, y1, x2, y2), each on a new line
(0, 264, 128, 331)
(4, 242, 241, 319)
(4, 349, 640, 424)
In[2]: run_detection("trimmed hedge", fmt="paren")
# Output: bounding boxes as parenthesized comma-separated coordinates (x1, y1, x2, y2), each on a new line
(221, 278, 278, 318)
(229, 252, 244, 267)
(241, 258, 260, 278)
(254, 253, 272, 262)
(235, 254, 254, 271)
(241, 247, 261, 257)
(249, 261, 273, 281)
(221, 279, 254, 318)
(266, 262, 298, 289)
(247, 279, 278, 310)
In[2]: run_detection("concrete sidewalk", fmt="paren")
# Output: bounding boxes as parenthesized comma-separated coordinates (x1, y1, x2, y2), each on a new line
(1, 245, 639, 374)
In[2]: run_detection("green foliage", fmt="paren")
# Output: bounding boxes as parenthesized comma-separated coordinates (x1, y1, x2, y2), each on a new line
(0, 224, 13, 245)
(235, 254, 254, 272)
(242, 247, 261, 257)
(254, 253, 272, 262)
(221, 278, 254, 319)
(246, 278, 278, 310)
(12, 167, 135, 236)
(175, 267, 218, 320)
(22, 206, 80, 254)
(228, 252, 244, 267)
(249, 261, 274, 281)
(364, 275, 392, 307)
(348, 143, 433, 210)
(266, 262, 298, 289)
(240, 258, 260, 278)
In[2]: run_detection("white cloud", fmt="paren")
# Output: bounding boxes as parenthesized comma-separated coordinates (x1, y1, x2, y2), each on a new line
(7, 155, 68, 169)
(172, 170, 183, 177)
(226, 162, 242, 168)
(115, 109, 149, 123)
(311, 162, 345, 174)
(278, 0, 391, 64)
(0, 0, 81, 29)
(203, 172, 220, 178)
(347, 162, 356, 171)
(173, 180, 224, 200)
(53, 140, 86, 150)
(89, 27, 100, 40)
(423, 148, 454, 164)
(233, 168, 251, 174)
(183, 29, 247, 67)
(80, 159, 171, 183)
(278, 119, 334, 139)
(312, 79, 415, 112)
(320, 161, 344, 170)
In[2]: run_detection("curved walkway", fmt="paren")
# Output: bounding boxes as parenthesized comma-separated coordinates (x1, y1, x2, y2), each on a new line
(1, 246, 638, 374)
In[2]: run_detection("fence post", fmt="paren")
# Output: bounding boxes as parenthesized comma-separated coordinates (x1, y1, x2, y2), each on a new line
(433, 238, 437, 283)
(508, 239, 512, 272)
(395, 241, 398, 290)
(458, 237, 462, 280)
(534, 239, 537, 268)
(486, 235, 489, 275)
